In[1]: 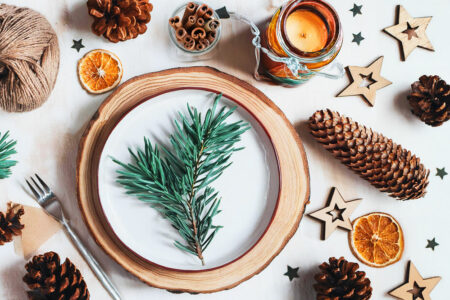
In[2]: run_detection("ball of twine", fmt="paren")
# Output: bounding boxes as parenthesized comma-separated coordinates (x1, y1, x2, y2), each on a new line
(0, 4, 60, 112)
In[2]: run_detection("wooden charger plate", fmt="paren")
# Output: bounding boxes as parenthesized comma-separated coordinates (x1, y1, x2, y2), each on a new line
(77, 67, 310, 293)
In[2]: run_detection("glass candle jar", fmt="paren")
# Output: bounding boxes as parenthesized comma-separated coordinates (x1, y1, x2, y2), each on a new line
(261, 0, 343, 85)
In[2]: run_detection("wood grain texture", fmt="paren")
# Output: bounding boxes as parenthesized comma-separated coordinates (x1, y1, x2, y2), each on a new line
(308, 187, 362, 240)
(77, 67, 310, 293)
(383, 5, 434, 61)
(389, 261, 440, 300)
(337, 57, 392, 106)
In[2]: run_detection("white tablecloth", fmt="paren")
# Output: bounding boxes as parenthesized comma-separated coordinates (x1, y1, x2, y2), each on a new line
(1, 0, 448, 299)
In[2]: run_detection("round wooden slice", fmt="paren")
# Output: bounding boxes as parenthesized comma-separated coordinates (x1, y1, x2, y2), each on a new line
(77, 67, 310, 293)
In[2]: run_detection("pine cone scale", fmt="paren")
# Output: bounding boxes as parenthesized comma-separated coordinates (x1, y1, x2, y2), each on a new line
(89, 8, 104, 18)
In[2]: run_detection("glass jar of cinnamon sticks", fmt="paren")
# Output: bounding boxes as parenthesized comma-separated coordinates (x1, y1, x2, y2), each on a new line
(169, 2, 221, 59)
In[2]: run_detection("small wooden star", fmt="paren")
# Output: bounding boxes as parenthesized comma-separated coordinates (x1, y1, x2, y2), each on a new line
(389, 261, 440, 300)
(426, 238, 439, 251)
(352, 32, 365, 45)
(436, 167, 447, 179)
(384, 5, 434, 61)
(71, 39, 85, 52)
(350, 4, 362, 17)
(308, 187, 362, 240)
(284, 266, 299, 281)
(337, 56, 392, 106)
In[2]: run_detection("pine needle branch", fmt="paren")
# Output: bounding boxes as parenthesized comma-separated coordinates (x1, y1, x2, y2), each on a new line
(0, 131, 17, 180)
(112, 94, 250, 265)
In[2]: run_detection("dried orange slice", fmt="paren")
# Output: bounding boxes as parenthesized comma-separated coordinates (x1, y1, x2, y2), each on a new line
(349, 212, 404, 268)
(78, 49, 123, 94)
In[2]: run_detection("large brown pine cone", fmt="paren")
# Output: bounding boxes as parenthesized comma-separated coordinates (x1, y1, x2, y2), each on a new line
(407, 75, 450, 127)
(309, 109, 429, 200)
(23, 252, 90, 300)
(87, 0, 153, 43)
(0, 203, 24, 245)
(314, 257, 372, 300)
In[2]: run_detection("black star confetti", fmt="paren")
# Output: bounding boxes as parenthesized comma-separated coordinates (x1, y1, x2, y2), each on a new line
(350, 4, 362, 17)
(426, 238, 439, 251)
(436, 167, 447, 179)
(71, 39, 85, 52)
(352, 32, 365, 45)
(215, 6, 230, 19)
(284, 266, 299, 281)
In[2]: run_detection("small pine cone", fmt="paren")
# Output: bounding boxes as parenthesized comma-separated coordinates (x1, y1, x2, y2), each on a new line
(309, 109, 429, 200)
(314, 257, 372, 300)
(407, 75, 450, 127)
(87, 0, 153, 43)
(0, 203, 24, 245)
(23, 252, 90, 300)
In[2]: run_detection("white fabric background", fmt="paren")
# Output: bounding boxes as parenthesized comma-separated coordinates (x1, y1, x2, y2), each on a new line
(0, 0, 449, 299)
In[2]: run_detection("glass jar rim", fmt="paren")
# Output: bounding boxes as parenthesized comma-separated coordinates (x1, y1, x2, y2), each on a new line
(275, 0, 342, 63)
(168, 2, 222, 55)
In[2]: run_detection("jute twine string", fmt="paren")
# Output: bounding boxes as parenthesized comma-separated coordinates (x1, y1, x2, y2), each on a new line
(0, 4, 60, 112)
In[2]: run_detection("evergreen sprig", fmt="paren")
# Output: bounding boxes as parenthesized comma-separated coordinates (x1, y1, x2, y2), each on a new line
(0, 131, 17, 180)
(112, 94, 250, 265)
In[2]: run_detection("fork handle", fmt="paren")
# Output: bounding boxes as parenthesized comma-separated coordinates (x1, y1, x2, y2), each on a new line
(62, 221, 122, 300)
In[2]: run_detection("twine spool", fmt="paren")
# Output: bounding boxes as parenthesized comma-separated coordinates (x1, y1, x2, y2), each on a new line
(0, 4, 60, 112)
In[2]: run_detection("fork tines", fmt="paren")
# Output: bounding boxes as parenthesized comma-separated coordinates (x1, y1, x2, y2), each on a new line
(26, 174, 51, 202)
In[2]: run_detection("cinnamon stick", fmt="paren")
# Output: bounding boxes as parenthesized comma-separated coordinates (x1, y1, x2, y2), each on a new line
(196, 42, 206, 51)
(195, 17, 205, 28)
(207, 31, 216, 44)
(181, 2, 198, 25)
(204, 19, 220, 32)
(183, 35, 196, 50)
(199, 38, 210, 48)
(185, 15, 197, 30)
(176, 27, 187, 41)
(191, 27, 206, 40)
(169, 16, 182, 29)
(195, 4, 209, 18)
(204, 8, 214, 20)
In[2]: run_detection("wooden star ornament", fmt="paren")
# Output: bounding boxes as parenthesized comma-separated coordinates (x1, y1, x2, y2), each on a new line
(308, 187, 362, 240)
(384, 5, 434, 61)
(389, 261, 441, 300)
(337, 56, 392, 106)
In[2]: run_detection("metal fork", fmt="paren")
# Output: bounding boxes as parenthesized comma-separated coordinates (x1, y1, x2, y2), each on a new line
(26, 174, 122, 300)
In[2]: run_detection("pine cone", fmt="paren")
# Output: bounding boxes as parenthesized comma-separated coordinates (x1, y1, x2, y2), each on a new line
(314, 257, 372, 300)
(407, 75, 450, 127)
(0, 203, 24, 245)
(23, 252, 90, 300)
(87, 0, 153, 43)
(309, 109, 429, 200)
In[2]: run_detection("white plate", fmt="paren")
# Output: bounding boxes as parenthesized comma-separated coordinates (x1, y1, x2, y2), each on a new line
(98, 89, 280, 271)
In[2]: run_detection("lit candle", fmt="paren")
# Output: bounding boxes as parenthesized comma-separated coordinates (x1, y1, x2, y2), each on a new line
(285, 10, 328, 52)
